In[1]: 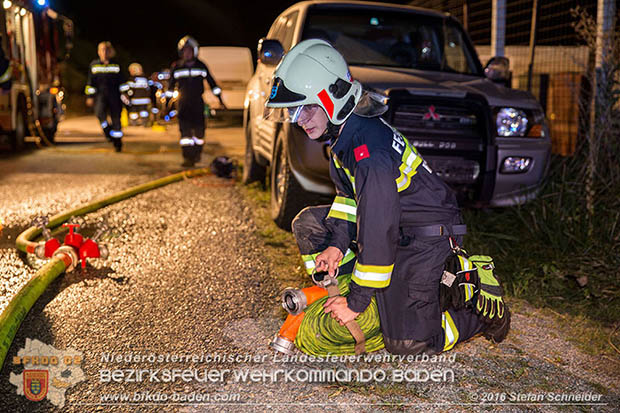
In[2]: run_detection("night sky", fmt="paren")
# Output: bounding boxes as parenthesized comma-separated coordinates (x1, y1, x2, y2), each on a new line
(52, 0, 411, 73)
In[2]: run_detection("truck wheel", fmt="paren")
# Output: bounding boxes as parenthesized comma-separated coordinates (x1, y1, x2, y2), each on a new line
(242, 111, 267, 185)
(270, 130, 311, 230)
(10, 109, 27, 151)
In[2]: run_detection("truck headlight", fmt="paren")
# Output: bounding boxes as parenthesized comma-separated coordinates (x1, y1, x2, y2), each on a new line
(496, 107, 528, 137)
(500, 156, 532, 173)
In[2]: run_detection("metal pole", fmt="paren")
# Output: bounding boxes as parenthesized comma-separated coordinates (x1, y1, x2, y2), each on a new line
(527, 0, 539, 92)
(463, 0, 469, 31)
(491, 0, 506, 57)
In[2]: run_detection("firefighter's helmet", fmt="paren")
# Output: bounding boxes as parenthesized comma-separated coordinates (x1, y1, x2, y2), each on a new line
(128, 62, 144, 77)
(177, 35, 199, 58)
(264, 39, 362, 125)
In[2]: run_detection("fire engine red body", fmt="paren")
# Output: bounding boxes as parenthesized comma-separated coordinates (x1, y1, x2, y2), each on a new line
(0, 0, 73, 150)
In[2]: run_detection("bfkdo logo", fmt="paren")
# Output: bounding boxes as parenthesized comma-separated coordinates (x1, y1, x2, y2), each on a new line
(9, 338, 85, 408)
(23, 370, 49, 402)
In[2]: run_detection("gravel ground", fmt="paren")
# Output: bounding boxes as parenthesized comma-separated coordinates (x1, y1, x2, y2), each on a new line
(0, 118, 618, 412)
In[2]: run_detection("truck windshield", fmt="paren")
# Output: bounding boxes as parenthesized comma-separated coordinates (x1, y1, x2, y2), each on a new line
(302, 7, 482, 76)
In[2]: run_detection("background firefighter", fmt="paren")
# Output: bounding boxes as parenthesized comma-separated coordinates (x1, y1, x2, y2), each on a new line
(167, 35, 225, 167)
(124, 62, 152, 127)
(85, 41, 126, 152)
(265, 39, 511, 355)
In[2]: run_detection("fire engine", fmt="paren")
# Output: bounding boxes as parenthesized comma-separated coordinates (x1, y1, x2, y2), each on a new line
(0, 0, 73, 150)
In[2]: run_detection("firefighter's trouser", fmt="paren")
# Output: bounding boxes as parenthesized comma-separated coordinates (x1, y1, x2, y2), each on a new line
(178, 98, 205, 162)
(95, 94, 123, 148)
(292, 205, 486, 355)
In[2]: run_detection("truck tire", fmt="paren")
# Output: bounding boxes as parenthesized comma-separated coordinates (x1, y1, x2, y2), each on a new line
(242, 111, 267, 185)
(10, 108, 27, 151)
(270, 129, 312, 230)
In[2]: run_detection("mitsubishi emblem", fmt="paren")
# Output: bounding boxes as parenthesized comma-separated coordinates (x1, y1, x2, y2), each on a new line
(423, 105, 441, 121)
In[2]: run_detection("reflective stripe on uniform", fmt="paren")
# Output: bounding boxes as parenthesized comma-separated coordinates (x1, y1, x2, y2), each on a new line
(85, 85, 97, 95)
(395, 143, 423, 192)
(91, 64, 120, 74)
(179, 138, 194, 146)
(352, 262, 393, 288)
(458, 256, 472, 271)
(212, 86, 221, 96)
(119, 83, 130, 92)
(192, 137, 204, 145)
(139, 111, 149, 118)
(100, 120, 109, 129)
(327, 196, 357, 223)
(442, 311, 460, 351)
(109, 130, 123, 138)
(164, 90, 174, 98)
(131, 97, 151, 105)
(173, 69, 190, 78)
(301, 248, 356, 276)
(190, 69, 207, 78)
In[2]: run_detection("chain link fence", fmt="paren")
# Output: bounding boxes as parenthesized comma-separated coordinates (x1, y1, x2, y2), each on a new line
(408, 0, 601, 155)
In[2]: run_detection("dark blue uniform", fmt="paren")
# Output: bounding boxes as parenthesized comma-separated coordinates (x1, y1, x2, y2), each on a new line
(292, 114, 485, 354)
(168, 59, 221, 163)
(85, 59, 126, 148)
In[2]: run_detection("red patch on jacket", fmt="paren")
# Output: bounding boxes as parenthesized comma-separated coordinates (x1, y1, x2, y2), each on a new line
(354, 144, 370, 162)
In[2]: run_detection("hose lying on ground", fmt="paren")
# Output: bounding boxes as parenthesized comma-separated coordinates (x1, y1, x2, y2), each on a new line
(1, 168, 211, 369)
(295, 273, 384, 356)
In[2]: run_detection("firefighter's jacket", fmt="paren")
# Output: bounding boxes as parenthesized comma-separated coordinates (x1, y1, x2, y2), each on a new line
(124, 75, 152, 107)
(325, 114, 461, 313)
(85, 59, 126, 100)
(168, 58, 220, 109)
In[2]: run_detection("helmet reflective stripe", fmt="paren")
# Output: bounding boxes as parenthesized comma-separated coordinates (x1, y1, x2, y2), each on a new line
(265, 39, 362, 125)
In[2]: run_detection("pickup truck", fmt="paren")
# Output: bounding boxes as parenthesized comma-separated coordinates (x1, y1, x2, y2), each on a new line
(243, 0, 551, 229)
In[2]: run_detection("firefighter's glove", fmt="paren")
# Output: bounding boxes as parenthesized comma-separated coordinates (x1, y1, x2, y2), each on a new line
(440, 254, 479, 312)
(470, 255, 505, 322)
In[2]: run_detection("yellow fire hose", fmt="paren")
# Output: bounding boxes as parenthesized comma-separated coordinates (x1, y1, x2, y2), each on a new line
(295, 272, 384, 356)
(0, 168, 211, 369)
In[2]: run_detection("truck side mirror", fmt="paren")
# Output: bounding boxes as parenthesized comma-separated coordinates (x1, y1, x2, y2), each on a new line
(484, 56, 511, 87)
(257, 38, 284, 66)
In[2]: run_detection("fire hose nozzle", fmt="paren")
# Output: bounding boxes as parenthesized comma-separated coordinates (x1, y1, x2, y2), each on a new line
(270, 335, 296, 355)
(281, 288, 307, 316)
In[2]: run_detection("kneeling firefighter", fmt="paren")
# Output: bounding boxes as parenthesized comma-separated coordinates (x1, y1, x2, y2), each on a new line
(167, 35, 226, 167)
(264, 39, 511, 355)
(85, 41, 126, 152)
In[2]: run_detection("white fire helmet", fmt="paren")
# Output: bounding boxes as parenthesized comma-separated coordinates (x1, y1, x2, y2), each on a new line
(264, 39, 362, 125)
(177, 35, 199, 58)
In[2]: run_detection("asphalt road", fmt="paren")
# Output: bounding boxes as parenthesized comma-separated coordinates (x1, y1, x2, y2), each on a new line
(0, 117, 618, 412)
(0, 117, 286, 412)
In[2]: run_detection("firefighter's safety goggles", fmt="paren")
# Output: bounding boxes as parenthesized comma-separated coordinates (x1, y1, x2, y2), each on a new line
(263, 104, 321, 124)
